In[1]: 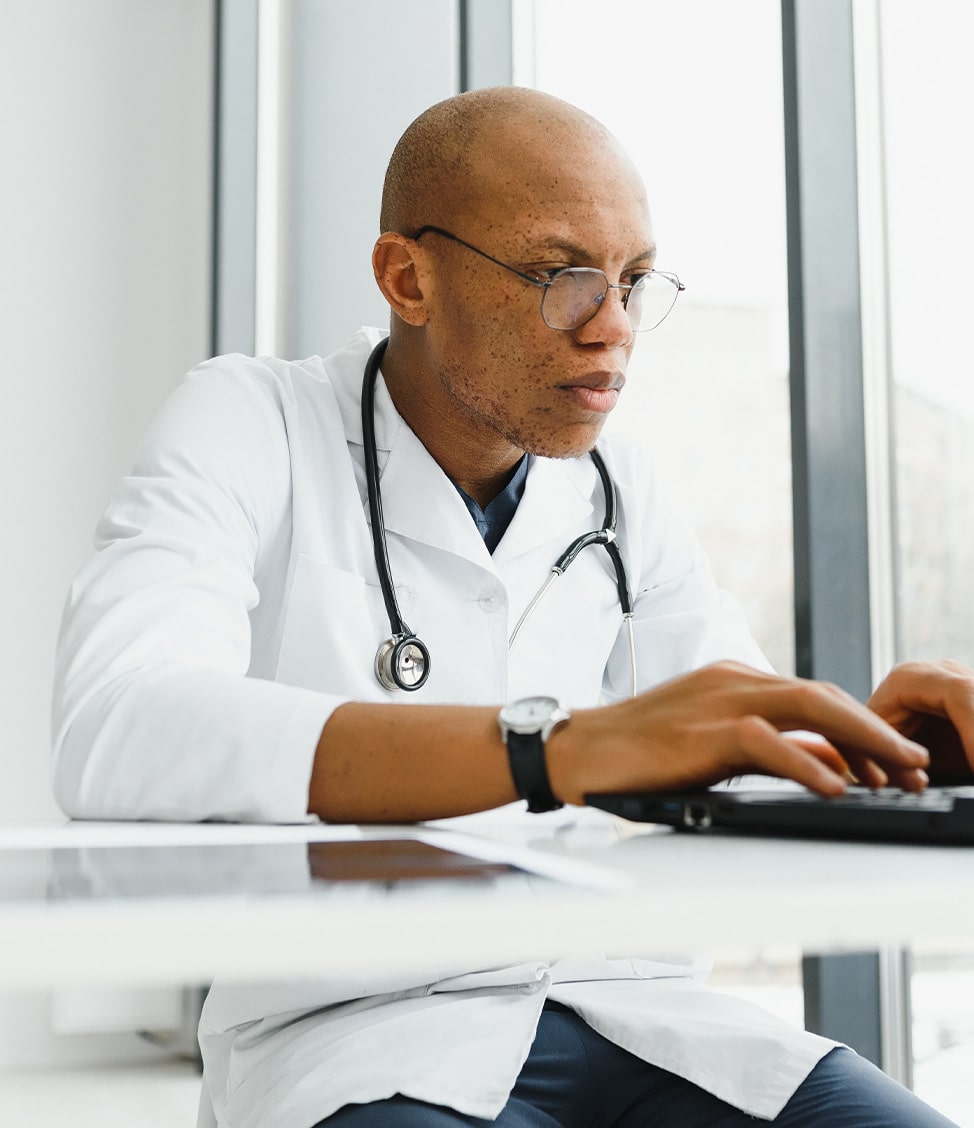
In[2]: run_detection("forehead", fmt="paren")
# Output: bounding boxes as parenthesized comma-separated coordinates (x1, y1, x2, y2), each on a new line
(457, 120, 653, 255)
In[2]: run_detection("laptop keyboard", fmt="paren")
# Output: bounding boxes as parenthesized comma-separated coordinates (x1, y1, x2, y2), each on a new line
(743, 786, 974, 812)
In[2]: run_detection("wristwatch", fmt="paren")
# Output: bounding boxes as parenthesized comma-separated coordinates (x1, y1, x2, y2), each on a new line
(498, 695, 570, 813)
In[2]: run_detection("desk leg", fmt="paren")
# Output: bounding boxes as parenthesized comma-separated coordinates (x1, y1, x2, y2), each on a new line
(801, 947, 913, 1086)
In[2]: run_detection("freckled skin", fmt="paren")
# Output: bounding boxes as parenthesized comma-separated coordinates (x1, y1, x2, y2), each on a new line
(314, 85, 948, 840)
(375, 90, 656, 506)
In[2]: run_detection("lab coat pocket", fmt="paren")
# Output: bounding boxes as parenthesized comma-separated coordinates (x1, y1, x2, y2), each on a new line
(275, 554, 412, 698)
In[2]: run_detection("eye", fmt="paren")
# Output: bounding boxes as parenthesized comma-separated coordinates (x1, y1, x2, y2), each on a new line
(625, 271, 654, 288)
(525, 264, 573, 283)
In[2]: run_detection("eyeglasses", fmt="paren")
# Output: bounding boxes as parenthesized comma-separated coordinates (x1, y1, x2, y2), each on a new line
(412, 225, 684, 333)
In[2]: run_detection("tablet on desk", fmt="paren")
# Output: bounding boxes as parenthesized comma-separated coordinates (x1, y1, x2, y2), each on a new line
(585, 785, 974, 845)
(306, 839, 517, 883)
(0, 826, 623, 906)
(33, 839, 538, 901)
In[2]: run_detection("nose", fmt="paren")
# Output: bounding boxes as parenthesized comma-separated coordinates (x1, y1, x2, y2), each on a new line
(573, 284, 634, 349)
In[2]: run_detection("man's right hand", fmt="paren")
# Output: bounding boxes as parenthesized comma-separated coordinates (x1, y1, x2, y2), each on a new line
(545, 661, 930, 807)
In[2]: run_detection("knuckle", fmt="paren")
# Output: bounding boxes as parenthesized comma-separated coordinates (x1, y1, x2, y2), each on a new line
(701, 659, 736, 679)
(732, 714, 770, 744)
(942, 658, 974, 684)
(819, 680, 849, 700)
(790, 680, 823, 708)
(700, 659, 764, 686)
(688, 661, 733, 692)
(802, 679, 853, 707)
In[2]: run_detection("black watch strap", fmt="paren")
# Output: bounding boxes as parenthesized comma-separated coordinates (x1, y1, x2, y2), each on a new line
(506, 730, 563, 813)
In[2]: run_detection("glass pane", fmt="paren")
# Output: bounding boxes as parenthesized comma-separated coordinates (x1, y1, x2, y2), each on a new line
(882, 1, 974, 668)
(515, 0, 795, 674)
(879, 5, 974, 1120)
(910, 949, 974, 1124)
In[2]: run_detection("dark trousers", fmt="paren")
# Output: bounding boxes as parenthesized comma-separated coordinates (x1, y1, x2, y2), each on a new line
(315, 1002, 958, 1127)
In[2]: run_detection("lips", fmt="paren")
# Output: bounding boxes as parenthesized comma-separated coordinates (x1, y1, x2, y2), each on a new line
(557, 373, 625, 414)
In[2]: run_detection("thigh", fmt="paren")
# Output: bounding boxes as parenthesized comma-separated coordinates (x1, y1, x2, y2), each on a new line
(314, 1096, 493, 1128)
(772, 1048, 960, 1128)
(317, 1094, 559, 1128)
(590, 1042, 961, 1128)
(315, 1024, 961, 1128)
(524, 1006, 762, 1128)
(314, 1005, 585, 1128)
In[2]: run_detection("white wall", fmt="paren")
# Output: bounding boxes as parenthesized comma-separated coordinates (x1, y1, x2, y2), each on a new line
(282, 0, 458, 356)
(0, 0, 214, 824)
(0, 0, 463, 1070)
(0, 0, 469, 825)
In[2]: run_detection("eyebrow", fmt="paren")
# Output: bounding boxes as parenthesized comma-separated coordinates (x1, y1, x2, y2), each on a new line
(523, 238, 658, 269)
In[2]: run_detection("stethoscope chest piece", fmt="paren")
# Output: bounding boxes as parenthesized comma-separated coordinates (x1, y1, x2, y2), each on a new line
(374, 633, 431, 692)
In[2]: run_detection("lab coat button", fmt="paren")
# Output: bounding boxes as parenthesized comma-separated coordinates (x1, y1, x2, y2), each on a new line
(478, 592, 504, 612)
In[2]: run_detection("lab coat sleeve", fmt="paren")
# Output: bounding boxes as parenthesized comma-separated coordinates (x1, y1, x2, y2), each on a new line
(52, 356, 340, 822)
(600, 443, 774, 702)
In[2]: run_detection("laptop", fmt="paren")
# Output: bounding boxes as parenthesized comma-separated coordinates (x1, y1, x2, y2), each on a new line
(585, 784, 974, 845)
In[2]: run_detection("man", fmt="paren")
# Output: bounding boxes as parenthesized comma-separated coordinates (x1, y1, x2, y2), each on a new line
(54, 87, 972, 1127)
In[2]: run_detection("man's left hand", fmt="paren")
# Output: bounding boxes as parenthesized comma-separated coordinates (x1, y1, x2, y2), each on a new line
(868, 660, 974, 784)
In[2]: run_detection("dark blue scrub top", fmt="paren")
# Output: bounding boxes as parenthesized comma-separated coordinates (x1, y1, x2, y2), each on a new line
(452, 455, 529, 554)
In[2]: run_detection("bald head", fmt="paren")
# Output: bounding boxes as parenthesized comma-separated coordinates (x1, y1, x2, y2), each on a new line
(380, 87, 636, 235)
(372, 87, 658, 479)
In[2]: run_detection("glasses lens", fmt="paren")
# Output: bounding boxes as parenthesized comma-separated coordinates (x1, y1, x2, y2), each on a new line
(541, 269, 609, 330)
(628, 272, 681, 332)
(541, 269, 682, 331)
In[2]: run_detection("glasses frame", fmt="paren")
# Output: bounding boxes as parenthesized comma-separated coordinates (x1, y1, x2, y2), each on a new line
(411, 225, 684, 333)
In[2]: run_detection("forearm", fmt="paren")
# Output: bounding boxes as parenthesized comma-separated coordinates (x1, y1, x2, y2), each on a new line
(310, 662, 934, 824)
(309, 701, 517, 822)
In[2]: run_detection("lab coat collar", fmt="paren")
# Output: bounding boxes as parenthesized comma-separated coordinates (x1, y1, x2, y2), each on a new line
(329, 329, 599, 566)
(492, 455, 596, 565)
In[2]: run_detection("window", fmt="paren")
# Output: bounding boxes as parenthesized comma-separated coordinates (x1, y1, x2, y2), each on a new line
(515, 0, 795, 673)
(880, 2, 974, 669)
(876, 4, 974, 1117)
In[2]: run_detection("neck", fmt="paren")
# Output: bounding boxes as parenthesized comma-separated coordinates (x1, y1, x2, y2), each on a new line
(379, 334, 525, 508)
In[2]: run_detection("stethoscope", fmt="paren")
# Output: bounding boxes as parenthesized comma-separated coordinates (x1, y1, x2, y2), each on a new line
(362, 338, 637, 696)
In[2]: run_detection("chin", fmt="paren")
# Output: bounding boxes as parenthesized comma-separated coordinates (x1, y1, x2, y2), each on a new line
(545, 420, 610, 460)
(523, 434, 605, 462)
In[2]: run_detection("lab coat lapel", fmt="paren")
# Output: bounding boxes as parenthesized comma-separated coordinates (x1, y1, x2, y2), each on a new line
(370, 378, 491, 565)
(379, 427, 493, 563)
(492, 455, 597, 564)
(343, 343, 597, 565)
(377, 431, 599, 568)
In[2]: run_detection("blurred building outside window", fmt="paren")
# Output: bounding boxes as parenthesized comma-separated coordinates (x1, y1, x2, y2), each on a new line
(515, 3, 974, 1123)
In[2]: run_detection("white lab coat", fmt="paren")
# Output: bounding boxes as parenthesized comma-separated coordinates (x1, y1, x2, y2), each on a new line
(53, 327, 835, 1127)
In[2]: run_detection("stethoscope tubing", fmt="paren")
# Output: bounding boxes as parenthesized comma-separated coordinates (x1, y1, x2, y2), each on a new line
(362, 337, 636, 695)
(362, 339, 411, 640)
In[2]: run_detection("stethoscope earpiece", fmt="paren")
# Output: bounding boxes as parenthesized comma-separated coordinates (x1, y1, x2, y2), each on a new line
(374, 634, 431, 693)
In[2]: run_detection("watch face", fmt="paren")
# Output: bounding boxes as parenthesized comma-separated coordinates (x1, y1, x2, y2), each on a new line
(501, 695, 560, 728)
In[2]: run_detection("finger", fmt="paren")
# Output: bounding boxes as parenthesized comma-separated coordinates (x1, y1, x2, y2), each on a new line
(759, 679, 930, 770)
(787, 736, 889, 787)
(869, 661, 974, 772)
(824, 747, 930, 792)
(887, 766, 929, 792)
(788, 735, 855, 779)
(868, 660, 969, 720)
(787, 735, 908, 789)
(908, 715, 971, 784)
(726, 716, 849, 797)
(832, 749, 889, 788)
(740, 724, 926, 795)
(846, 757, 888, 789)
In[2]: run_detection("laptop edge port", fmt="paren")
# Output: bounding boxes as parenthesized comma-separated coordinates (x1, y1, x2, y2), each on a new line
(682, 801, 713, 830)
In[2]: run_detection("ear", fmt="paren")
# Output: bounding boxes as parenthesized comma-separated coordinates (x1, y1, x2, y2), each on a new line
(372, 234, 429, 326)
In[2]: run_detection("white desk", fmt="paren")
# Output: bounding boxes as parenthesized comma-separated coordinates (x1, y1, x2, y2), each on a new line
(2, 809, 972, 991)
